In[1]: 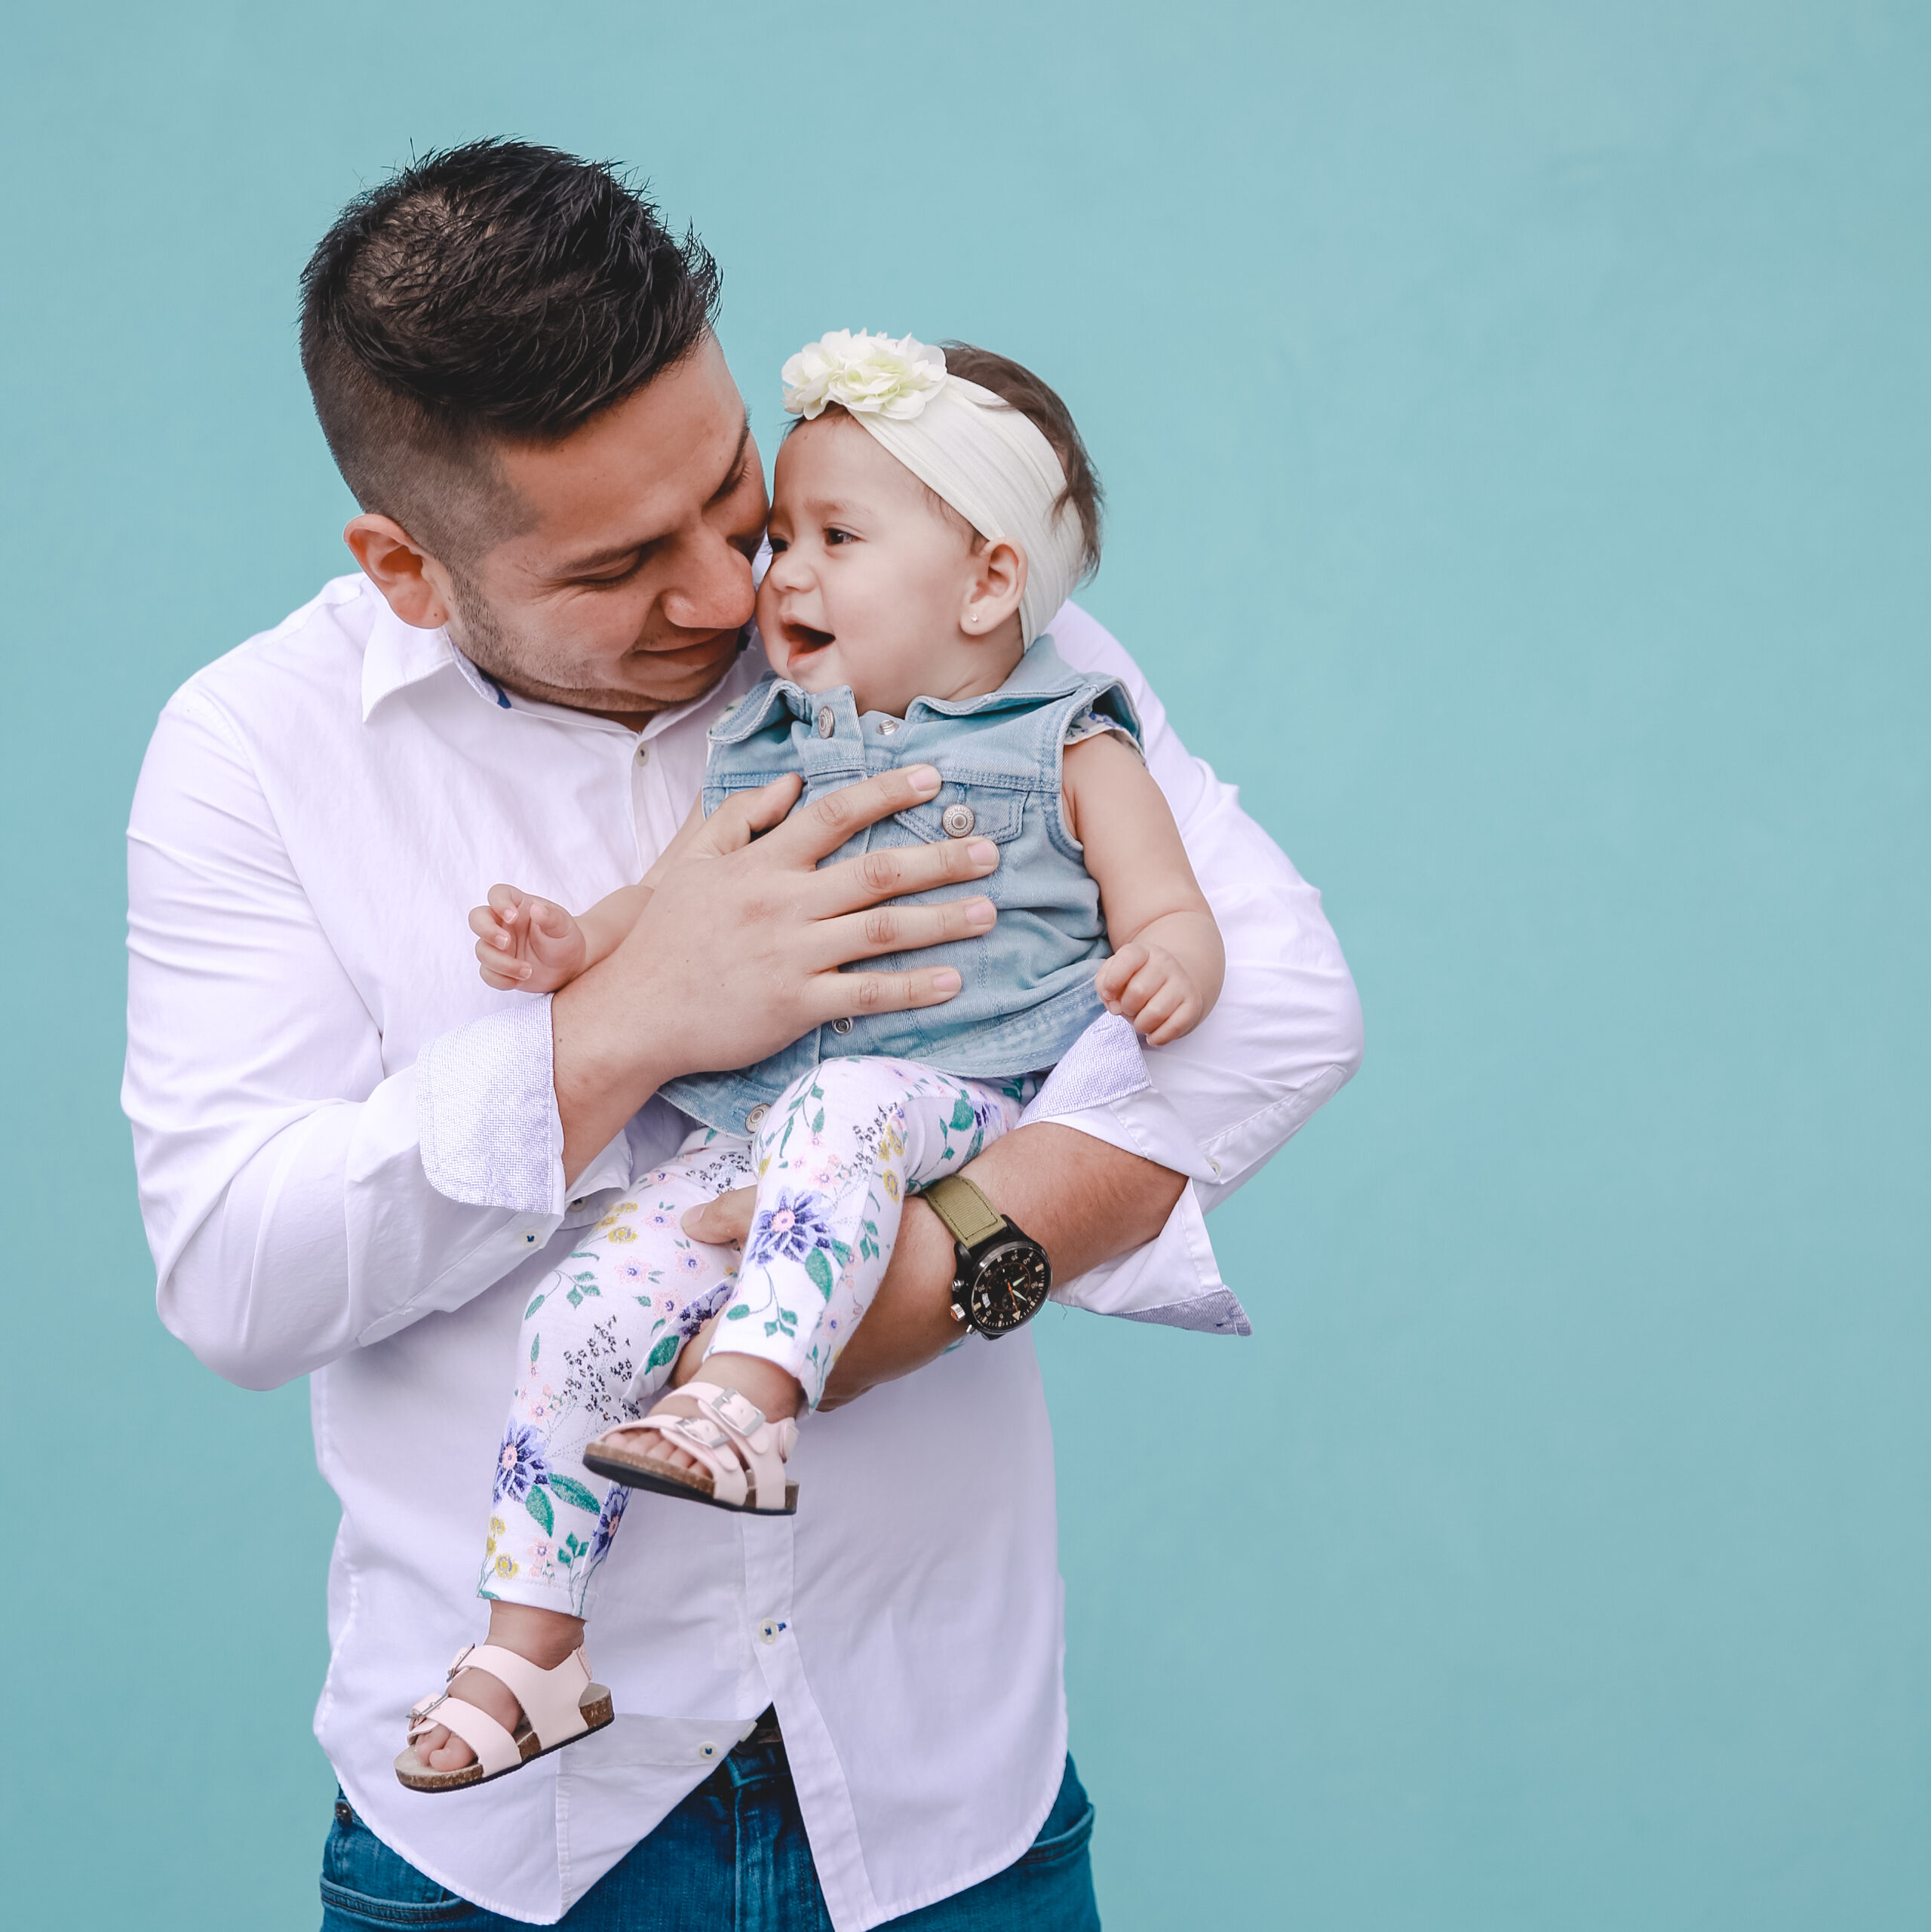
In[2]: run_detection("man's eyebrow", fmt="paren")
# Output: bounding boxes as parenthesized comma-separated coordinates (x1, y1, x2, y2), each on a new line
(705, 412, 754, 507)
(557, 413, 755, 576)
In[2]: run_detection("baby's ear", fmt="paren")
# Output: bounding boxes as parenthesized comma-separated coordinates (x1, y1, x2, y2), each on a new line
(960, 538, 1027, 637)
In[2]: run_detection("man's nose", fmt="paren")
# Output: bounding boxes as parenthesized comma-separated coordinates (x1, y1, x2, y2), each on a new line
(661, 530, 757, 633)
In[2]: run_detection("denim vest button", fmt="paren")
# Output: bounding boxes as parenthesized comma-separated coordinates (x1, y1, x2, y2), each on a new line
(815, 706, 835, 738)
(744, 1104, 770, 1131)
(941, 803, 976, 837)
(877, 718, 898, 735)
(831, 1017, 854, 1036)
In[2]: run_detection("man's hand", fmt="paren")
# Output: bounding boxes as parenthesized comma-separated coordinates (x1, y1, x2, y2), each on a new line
(553, 763, 1002, 1182)
(677, 1123, 1187, 1410)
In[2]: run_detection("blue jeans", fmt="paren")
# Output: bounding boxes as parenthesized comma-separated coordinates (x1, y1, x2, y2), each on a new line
(320, 1740, 1099, 1930)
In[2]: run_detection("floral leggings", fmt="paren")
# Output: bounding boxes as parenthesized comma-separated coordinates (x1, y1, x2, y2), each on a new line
(481, 1056, 1027, 1615)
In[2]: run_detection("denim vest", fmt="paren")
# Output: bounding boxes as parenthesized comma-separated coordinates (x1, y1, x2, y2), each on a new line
(660, 637, 1141, 1136)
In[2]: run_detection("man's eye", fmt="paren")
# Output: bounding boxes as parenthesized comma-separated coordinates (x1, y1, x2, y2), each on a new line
(578, 560, 642, 588)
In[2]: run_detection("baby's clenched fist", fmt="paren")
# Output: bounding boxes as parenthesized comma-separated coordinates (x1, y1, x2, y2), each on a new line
(1094, 939, 1210, 1046)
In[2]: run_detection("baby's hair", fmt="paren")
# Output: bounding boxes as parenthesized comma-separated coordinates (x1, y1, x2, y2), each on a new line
(787, 342, 1104, 582)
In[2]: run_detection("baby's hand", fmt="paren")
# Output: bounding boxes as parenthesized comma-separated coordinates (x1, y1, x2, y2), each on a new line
(1094, 941, 1210, 1046)
(469, 885, 589, 993)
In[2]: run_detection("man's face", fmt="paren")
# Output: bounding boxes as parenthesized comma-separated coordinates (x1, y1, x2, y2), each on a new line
(447, 333, 769, 720)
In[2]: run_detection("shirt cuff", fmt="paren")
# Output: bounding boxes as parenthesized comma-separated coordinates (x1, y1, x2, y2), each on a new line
(417, 998, 566, 1215)
(1048, 1180, 1251, 1335)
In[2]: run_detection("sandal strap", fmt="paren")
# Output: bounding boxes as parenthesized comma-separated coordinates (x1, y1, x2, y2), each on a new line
(410, 1695, 520, 1775)
(675, 1382, 798, 1511)
(456, 1644, 594, 1749)
(600, 1383, 797, 1512)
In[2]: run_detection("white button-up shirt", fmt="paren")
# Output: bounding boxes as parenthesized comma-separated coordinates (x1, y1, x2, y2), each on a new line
(124, 573, 1361, 1927)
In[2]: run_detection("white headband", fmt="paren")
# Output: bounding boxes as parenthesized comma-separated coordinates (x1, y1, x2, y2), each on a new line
(780, 330, 1085, 648)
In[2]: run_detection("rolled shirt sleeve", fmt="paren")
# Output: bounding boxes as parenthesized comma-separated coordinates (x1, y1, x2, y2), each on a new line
(124, 688, 581, 1390)
(1035, 604, 1365, 1326)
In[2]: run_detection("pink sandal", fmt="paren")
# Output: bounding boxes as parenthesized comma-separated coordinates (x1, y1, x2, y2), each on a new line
(583, 1382, 799, 1515)
(395, 1642, 613, 1793)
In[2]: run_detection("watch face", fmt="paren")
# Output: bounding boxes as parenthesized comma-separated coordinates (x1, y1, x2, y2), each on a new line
(964, 1238, 1052, 1335)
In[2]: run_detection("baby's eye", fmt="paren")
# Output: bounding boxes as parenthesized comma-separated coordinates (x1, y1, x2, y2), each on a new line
(824, 526, 855, 546)
(766, 535, 789, 555)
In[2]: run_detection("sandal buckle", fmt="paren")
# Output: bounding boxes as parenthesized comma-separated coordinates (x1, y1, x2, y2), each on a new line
(706, 1387, 765, 1435)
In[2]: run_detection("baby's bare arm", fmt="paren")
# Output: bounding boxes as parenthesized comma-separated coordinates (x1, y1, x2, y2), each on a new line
(1063, 733, 1225, 1045)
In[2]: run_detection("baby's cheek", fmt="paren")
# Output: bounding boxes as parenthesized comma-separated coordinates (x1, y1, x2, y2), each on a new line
(754, 580, 787, 668)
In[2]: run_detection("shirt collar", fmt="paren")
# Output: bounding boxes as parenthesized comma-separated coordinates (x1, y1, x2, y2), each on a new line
(360, 599, 461, 723)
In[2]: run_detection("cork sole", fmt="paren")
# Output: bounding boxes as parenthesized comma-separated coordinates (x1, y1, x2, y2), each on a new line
(583, 1441, 798, 1516)
(394, 1685, 614, 1794)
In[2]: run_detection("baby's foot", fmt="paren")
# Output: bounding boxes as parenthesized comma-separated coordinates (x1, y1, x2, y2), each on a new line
(404, 1603, 585, 1775)
(644, 1353, 803, 1480)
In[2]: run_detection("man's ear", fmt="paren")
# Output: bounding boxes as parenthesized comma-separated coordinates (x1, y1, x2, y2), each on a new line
(960, 538, 1027, 638)
(344, 514, 460, 631)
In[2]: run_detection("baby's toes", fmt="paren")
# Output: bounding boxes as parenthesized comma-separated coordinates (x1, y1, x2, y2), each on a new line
(423, 1725, 477, 1773)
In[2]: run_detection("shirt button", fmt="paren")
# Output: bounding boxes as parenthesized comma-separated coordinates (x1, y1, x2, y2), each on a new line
(941, 803, 976, 837)
(816, 707, 835, 738)
(758, 1619, 779, 1645)
(744, 1104, 769, 1131)
(569, 1196, 585, 1210)
(521, 1230, 539, 1245)
(698, 1740, 718, 1761)
(830, 1018, 853, 1036)
(635, 742, 650, 765)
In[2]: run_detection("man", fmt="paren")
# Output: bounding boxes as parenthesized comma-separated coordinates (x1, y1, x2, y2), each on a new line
(125, 141, 1361, 1928)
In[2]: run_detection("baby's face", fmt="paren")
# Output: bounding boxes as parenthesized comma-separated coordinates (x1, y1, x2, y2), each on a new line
(757, 414, 1022, 716)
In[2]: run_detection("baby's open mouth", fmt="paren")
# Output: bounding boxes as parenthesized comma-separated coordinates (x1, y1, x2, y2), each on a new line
(781, 619, 835, 653)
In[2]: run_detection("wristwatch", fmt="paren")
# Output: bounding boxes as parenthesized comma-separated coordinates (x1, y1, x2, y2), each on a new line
(923, 1175, 1052, 1338)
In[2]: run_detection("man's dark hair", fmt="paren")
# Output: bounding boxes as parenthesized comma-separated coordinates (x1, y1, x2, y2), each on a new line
(299, 139, 720, 559)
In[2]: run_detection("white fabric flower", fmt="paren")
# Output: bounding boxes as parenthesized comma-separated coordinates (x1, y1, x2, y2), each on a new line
(781, 330, 947, 421)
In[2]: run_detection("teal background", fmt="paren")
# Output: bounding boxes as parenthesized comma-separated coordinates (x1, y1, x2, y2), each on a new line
(3, 2, 1925, 1924)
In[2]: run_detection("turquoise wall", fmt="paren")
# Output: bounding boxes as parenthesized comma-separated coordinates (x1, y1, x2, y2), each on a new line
(3, 3, 1925, 1924)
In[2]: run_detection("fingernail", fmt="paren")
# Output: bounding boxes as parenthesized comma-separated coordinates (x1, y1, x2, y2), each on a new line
(968, 840, 997, 867)
(966, 898, 996, 928)
(910, 766, 941, 795)
(933, 969, 962, 993)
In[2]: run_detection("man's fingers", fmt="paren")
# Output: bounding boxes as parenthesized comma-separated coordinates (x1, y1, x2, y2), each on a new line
(812, 834, 1000, 917)
(688, 775, 805, 858)
(766, 765, 944, 865)
(812, 965, 962, 1024)
(809, 895, 996, 966)
(681, 1187, 756, 1246)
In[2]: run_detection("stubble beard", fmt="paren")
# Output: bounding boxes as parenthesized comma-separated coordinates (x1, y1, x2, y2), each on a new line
(445, 565, 733, 718)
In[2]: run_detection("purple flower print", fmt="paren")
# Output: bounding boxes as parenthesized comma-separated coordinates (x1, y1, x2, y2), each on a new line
(493, 1423, 550, 1504)
(745, 1189, 837, 1269)
(678, 1252, 704, 1274)
(591, 1484, 627, 1560)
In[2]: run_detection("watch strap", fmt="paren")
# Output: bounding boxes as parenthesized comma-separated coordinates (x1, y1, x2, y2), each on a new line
(923, 1175, 1007, 1253)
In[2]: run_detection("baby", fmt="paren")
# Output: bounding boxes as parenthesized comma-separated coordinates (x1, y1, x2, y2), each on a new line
(398, 333, 1225, 1792)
